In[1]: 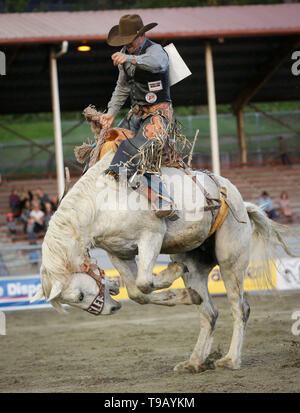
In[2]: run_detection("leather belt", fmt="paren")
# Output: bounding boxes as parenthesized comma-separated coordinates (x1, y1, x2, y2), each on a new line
(130, 103, 173, 121)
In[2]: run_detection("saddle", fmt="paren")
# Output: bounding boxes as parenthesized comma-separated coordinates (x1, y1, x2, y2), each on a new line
(98, 128, 135, 160)
(96, 129, 234, 236)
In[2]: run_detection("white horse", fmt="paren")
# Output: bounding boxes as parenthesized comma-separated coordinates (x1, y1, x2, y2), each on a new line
(31, 150, 294, 372)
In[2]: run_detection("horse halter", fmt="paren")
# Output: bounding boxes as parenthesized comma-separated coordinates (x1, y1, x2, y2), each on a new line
(79, 257, 106, 315)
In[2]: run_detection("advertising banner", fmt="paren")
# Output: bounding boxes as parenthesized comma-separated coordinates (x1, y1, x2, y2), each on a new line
(1, 258, 299, 311)
(0, 275, 50, 311)
(104, 262, 278, 301)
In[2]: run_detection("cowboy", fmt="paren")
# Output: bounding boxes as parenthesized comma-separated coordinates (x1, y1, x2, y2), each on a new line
(99, 14, 178, 221)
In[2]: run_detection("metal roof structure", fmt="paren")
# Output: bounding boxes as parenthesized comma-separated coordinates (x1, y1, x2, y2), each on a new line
(0, 4, 300, 114)
(1, 4, 300, 44)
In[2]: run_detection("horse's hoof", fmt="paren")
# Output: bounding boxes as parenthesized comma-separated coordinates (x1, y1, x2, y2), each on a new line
(136, 282, 154, 294)
(174, 360, 204, 374)
(215, 357, 240, 370)
(174, 361, 196, 373)
(170, 262, 186, 272)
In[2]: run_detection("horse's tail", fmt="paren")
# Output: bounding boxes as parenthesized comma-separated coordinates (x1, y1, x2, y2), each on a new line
(244, 201, 297, 289)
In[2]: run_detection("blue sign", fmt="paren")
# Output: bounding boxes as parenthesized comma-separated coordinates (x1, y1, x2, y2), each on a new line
(0, 275, 50, 311)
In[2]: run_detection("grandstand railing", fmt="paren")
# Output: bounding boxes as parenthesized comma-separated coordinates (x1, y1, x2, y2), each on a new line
(0, 244, 42, 277)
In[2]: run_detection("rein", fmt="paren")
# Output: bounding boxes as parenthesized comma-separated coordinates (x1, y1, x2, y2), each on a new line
(79, 257, 106, 315)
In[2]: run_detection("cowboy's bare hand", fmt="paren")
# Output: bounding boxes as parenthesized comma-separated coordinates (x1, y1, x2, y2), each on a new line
(111, 52, 129, 66)
(99, 113, 114, 128)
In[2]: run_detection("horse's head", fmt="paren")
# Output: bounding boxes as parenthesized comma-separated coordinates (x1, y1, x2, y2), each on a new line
(30, 151, 122, 316)
(31, 261, 121, 316)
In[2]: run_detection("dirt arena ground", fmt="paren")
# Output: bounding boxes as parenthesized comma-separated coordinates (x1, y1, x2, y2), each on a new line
(0, 290, 299, 393)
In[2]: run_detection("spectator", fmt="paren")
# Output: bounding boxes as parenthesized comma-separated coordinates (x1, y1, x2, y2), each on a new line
(6, 212, 17, 235)
(26, 216, 36, 243)
(278, 137, 291, 166)
(31, 193, 42, 209)
(50, 194, 59, 211)
(19, 186, 32, 210)
(29, 201, 45, 235)
(9, 188, 20, 215)
(43, 202, 54, 229)
(35, 188, 50, 211)
(20, 199, 32, 233)
(258, 191, 277, 219)
(279, 191, 292, 222)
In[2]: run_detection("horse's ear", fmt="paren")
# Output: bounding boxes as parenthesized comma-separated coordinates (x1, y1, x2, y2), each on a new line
(47, 281, 63, 302)
(30, 286, 45, 303)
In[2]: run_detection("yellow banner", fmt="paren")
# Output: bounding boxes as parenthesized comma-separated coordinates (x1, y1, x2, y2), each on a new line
(106, 261, 277, 301)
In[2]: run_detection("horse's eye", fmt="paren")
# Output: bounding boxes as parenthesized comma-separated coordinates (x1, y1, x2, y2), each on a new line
(78, 292, 84, 302)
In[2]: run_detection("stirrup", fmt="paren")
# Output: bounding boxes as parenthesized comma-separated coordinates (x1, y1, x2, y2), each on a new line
(155, 208, 179, 221)
(153, 197, 179, 221)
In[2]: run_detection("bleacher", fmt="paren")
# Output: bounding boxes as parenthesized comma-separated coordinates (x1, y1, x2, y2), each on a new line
(1, 163, 300, 246)
(0, 176, 77, 244)
(220, 163, 300, 221)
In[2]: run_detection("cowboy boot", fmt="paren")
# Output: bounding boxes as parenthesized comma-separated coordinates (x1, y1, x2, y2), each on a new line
(138, 173, 179, 221)
(138, 184, 179, 221)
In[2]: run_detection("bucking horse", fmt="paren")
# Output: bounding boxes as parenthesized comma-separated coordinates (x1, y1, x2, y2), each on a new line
(31, 113, 295, 373)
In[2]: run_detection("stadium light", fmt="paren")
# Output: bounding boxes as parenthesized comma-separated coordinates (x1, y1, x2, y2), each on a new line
(77, 44, 91, 52)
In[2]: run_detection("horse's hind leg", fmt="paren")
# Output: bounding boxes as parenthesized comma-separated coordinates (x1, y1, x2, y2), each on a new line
(214, 263, 250, 370)
(214, 217, 251, 370)
(173, 249, 219, 373)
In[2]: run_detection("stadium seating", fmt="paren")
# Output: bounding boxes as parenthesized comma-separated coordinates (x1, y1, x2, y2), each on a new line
(220, 163, 300, 221)
(0, 163, 299, 245)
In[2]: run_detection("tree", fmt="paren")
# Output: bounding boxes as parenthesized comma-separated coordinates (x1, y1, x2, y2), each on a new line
(2, 0, 30, 12)
(0, 0, 285, 13)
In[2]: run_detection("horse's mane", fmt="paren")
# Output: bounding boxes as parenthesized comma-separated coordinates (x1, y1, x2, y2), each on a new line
(40, 150, 115, 303)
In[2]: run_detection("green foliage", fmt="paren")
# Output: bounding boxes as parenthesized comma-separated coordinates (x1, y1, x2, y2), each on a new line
(1, 0, 30, 12)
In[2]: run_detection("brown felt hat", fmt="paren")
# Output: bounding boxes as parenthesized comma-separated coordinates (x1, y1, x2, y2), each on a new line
(107, 14, 157, 47)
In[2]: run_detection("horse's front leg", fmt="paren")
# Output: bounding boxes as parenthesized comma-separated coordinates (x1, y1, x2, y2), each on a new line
(108, 253, 200, 306)
(108, 253, 150, 305)
(152, 262, 188, 290)
(135, 230, 165, 294)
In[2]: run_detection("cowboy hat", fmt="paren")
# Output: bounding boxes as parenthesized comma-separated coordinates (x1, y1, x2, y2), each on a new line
(107, 14, 157, 47)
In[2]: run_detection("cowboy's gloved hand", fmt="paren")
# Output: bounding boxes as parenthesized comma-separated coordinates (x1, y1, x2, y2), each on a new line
(111, 52, 129, 66)
(99, 113, 114, 128)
